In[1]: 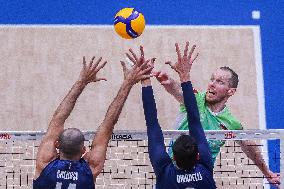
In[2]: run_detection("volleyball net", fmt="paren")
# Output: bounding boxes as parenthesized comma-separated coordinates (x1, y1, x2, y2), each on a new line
(0, 130, 283, 189)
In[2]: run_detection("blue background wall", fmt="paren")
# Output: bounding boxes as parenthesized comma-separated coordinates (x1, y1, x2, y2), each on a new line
(1, 1, 283, 187)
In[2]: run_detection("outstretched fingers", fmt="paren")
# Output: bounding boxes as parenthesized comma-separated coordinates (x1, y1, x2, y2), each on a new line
(91, 57, 102, 70)
(82, 56, 87, 69)
(88, 56, 96, 70)
(129, 48, 139, 63)
(165, 61, 176, 71)
(88, 60, 107, 82)
(138, 46, 145, 66)
(95, 60, 107, 73)
(183, 41, 189, 59)
(140, 46, 145, 59)
(188, 44, 197, 60)
(191, 52, 199, 64)
(139, 67, 154, 80)
(137, 59, 150, 71)
(120, 61, 127, 74)
(175, 43, 182, 62)
(126, 52, 136, 65)
(79, 56, 108, 84)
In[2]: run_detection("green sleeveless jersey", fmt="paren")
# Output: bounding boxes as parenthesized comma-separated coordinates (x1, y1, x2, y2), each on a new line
(170, 92, 243, 162)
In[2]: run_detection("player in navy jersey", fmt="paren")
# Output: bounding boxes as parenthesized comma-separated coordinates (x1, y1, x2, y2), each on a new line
(139, 42, 216, 189)
(33, 52, 153, 189)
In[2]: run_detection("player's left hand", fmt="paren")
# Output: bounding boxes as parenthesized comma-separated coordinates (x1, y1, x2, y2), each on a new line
(166, 41, 199, 82)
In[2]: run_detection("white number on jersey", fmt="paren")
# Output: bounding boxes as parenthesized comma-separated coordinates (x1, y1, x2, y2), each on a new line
(56, 182, 76, 189)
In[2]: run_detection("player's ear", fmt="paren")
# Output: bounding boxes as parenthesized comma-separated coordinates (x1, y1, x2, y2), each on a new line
(227, 88, 236, 96)
(81, 146, 86, 155)
(54, 140, 60, 149)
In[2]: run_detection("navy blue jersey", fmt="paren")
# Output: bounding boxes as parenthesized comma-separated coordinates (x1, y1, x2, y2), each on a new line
(142, 81, 216, 189)
(33, 158, 95, 189)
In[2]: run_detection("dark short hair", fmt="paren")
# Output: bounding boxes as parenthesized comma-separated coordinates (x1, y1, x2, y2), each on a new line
(173, 134, 198, 170)
(58, 128, 85, 159)
(220, 66, 239, 88)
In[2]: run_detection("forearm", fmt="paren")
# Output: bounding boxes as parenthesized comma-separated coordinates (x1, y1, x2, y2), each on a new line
(163, 79, 184, 103)
(142, 85, 170, 171)
(95, 80, 133, 141)
(142, 80, 165, 147)
(238, 140, 270, 176)
(142, 86, 161, 141)
(181, 81, 213, 168)
(52, 80, 86, 125)
(181, 82, 203, 139)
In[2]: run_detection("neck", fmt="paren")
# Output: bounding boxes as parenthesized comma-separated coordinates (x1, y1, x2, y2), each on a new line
(59, 152, 81, 161)
(206, 99, 227, 113)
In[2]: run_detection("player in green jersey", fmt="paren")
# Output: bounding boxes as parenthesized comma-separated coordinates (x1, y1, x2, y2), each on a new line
(173, 89, 242, 162)
(154, 64, 280, 188)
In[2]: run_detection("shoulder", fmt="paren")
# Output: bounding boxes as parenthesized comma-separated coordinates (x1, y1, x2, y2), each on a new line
(80, 158, 93, 169)
(155, 159, 175, 177)
(219, 107, 243, 130)
(34, 158, 59, 181)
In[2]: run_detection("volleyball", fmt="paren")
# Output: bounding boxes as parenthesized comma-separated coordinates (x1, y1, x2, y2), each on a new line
(114, 8, 145, 39)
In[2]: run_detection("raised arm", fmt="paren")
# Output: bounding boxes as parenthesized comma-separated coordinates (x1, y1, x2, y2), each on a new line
(35, 56, 107, 179)
(167, 41, 213, 169)
(237, 140, 280, 188)
(141, 68, 172, 175)
(85, 46, 153, 178)
(153, 71, 184, 103)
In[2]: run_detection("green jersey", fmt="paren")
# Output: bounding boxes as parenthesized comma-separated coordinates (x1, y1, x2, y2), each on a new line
(169, 91, 243, 162)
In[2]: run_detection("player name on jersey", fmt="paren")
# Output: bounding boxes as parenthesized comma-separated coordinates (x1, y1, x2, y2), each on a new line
(176, 172, 203, 183)
(57, 170, 78, 181)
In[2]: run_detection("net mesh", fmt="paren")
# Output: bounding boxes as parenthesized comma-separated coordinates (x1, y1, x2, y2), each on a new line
(0, 130, 282, 189)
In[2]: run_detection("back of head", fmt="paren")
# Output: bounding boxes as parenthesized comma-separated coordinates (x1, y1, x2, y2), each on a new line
(58, 128, 85, 159)
(173, 135, 198, 170)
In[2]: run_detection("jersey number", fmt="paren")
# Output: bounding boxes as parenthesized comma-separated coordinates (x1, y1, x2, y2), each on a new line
(56, 182, 76, 189)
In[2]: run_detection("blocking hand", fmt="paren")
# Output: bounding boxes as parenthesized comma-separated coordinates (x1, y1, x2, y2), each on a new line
(166, 41, 199, 82)
(78, 56, 107, 85)
(121, 46, 154, 85)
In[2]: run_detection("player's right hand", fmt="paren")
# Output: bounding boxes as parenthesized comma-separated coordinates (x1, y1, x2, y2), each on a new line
(152, 71, 171, 85)
(78, 56, 107, 84)
(165, 41, 199, 82)
(120, 46, 154, 85)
